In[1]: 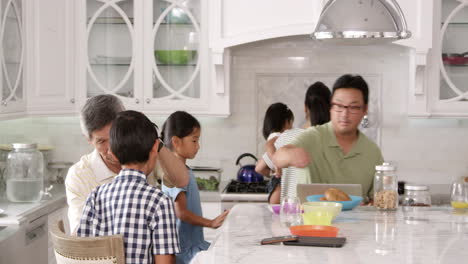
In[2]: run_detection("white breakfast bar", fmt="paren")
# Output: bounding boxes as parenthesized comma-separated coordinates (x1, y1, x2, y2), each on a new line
(197, 203, 468, 264)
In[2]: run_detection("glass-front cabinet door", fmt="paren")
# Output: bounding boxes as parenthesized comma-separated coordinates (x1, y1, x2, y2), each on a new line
(82, 0, 140, 107)
(438, 0, 468, 113)
(144, 0, 204, 111)
(151, 0, 200, 99)
(0, 0, 24, 113)
(78, 0, 205, 113)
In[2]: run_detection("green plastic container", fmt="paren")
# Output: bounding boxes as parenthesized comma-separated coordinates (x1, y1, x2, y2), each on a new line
(154, 50, 196, 65)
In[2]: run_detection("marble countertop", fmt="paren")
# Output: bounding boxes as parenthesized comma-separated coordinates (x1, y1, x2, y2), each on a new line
(199, 203, 468, 264)
(199, 180, 231, 202)
(0, 184, 66, 243)
(0, 184, 66, 225)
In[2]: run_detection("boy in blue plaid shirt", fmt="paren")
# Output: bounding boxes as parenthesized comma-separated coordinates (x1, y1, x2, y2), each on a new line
(77, 110, 180, 264)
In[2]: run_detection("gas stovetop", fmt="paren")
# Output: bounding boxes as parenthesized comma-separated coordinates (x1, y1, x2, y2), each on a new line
(224, 180, 269, 194)
(221, 180, 269, 202)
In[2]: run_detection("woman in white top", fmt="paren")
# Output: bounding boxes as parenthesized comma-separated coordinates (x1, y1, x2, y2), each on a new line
(256, 82, 331, 204)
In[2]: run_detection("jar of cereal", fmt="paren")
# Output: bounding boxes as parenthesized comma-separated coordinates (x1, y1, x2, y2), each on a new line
(374, 162, 398, 210)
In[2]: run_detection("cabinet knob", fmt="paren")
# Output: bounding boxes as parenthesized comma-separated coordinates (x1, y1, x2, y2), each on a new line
(1, 101, 6, 106)
(135, 98, 140, 104)
(70, 98, 75, 104)
(146, 98, 151, 104)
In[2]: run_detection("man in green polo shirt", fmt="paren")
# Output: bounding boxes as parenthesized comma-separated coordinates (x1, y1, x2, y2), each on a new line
(273, 74, 383, 201)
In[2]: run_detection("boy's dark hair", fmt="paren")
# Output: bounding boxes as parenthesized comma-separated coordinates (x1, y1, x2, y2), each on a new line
(305, 82, 331, 126)
(332, 74, 369, 105)
(161, 111, 200, 150)
(110, 110, 159, 165)
(262, 102, 294, 140)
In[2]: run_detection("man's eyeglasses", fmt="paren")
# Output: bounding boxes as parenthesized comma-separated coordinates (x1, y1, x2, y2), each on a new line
(331, 103, 364, 114)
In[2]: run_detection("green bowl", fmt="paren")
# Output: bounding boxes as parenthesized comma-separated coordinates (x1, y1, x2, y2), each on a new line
(154, 50, 196, 65)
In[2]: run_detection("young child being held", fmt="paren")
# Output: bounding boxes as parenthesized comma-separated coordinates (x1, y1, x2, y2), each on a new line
(161, 111, 230, 264)
(262, 102, 295, 142)
(256, 102, 294, 177)
(255, 103, 294, 200)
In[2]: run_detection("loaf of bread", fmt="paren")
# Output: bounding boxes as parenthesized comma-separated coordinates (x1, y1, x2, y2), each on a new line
(321, 188, 351, 201)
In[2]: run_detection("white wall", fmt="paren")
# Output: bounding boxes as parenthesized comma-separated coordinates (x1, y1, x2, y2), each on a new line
(1, 36, 468, 186)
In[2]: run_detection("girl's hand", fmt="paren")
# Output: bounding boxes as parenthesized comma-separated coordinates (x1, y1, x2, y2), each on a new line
(210, 210, 230, 229)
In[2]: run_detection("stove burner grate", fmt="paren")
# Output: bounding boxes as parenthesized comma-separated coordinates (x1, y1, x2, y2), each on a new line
(225, 180, 269, 194)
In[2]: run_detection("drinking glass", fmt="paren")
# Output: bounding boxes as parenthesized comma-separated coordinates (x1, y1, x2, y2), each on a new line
(280, 196, 302, 227)
(450, 182, 468, 209)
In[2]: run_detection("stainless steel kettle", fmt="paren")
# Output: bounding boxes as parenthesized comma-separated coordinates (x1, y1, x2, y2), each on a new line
(235, 153, 264, 183)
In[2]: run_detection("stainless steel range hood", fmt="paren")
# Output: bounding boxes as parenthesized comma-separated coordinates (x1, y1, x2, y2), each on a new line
(311, 0, 411, 45)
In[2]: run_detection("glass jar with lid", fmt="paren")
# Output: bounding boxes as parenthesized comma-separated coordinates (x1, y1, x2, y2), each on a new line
(374, 162, 398, 210)
(401, 185, 431, 207)
(5, 143, 44, 202)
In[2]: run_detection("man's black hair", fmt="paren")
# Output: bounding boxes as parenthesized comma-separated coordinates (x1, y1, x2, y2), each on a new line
(332, 74, 369, 104)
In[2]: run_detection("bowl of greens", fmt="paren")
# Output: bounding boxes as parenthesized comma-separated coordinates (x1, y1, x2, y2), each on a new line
(154, 50, 197, 65)
(196, 176, 219, 191)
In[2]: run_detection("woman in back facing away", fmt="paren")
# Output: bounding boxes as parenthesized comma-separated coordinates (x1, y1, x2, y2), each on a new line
(161, 111, 230, 264)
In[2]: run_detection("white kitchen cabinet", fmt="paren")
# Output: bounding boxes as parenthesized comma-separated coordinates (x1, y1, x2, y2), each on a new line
(47, 206, 67, 264)
(432, 0, 468, 116)
(3, 0, 441, 119)
(201, 202, 221, 242)
(0, 183, 66, 264)
(407, 0, 468, 118)
(208, 0, 324, 51)
(75, 0, 229, 117)
(208, 0, 324, 86)
(392, 0, 435, 118)
(0, 214, 48, 264)
(201, 201, 221, 219)
(0, 0, 26, 118)
(396, 0, 434, 55)
(25, 0, 76, 115)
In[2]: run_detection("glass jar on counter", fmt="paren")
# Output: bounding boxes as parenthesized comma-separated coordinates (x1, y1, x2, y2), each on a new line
(401, 185, 431, 207)
(450, 179, 468, 209)
(374, 162, 398, 210)
(5, 143, 44, 202)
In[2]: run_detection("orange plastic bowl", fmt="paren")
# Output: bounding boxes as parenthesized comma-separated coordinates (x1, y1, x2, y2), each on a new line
(289, 225, 339, 237)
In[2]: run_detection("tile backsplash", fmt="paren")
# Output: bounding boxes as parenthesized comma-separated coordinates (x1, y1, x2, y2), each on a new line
(1, 36, 468, 188)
